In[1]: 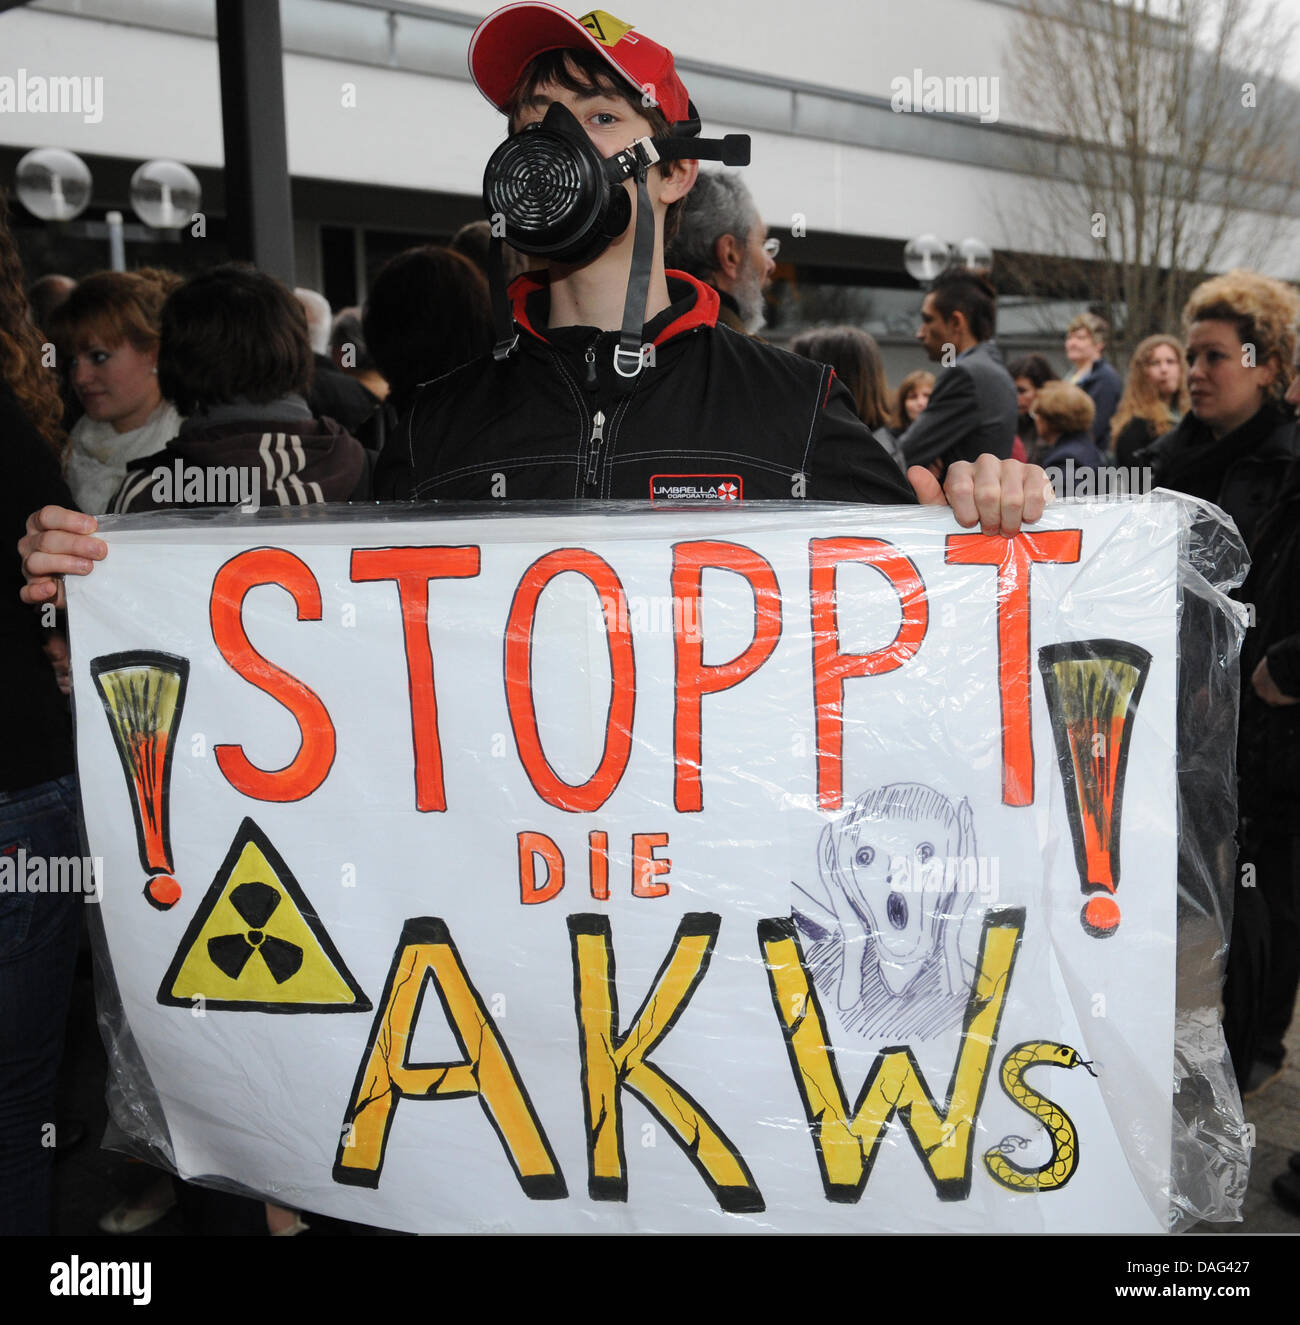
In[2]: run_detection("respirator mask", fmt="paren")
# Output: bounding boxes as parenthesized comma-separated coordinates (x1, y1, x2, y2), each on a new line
(483, 100, 750, 376)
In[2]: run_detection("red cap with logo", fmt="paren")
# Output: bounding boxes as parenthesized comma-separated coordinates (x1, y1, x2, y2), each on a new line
(469, 4, 692, 125)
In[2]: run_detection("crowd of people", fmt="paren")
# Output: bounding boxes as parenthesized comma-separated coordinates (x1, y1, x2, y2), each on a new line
(2, 1, 1299, 1237)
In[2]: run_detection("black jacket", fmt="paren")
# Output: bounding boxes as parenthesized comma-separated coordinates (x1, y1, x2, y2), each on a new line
(382, 272, 916, 506)
(309, 354, 379, 436)
(0, 382, 74, 792)
(1074, 356, 1124, 448)
(899, 339, 1017, 470)
(1139, 404, 1300, 820)
(1138, 403, 1299, 551)
(1237, 445, 1300, 823)
(1040, 431, 1105, 493)
(1112, 414, 1160, 469)
(109, 413, 370, 513)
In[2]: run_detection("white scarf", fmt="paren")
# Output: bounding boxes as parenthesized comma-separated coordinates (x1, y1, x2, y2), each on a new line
(64, 401, 183, 514)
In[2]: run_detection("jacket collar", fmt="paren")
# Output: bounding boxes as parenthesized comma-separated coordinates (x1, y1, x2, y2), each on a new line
(1162, 401, 1297, 457)
(508, 269, 720, 349)
(958, 338, 1002, 365)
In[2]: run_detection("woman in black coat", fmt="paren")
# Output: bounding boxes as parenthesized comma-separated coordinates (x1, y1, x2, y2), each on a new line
(1137, 269, 1300, 1115)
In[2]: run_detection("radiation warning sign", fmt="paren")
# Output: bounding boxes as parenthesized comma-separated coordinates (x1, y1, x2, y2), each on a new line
(158, 818, 371, 1013)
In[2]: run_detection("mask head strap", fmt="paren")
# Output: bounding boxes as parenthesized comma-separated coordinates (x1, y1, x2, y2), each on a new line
(488, 232, 519, 361)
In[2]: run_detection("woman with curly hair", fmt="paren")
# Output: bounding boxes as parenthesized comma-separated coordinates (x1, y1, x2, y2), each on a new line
(49, 268, 183, 513)
(1141, 269, 1297, 547)
(1110, 334, 1189, 468)
(1143, 270, 1300, 1119)
(0, 186, 83, 1234)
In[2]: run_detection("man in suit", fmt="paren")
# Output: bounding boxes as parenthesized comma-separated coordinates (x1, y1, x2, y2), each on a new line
(901, 269, 1018, 471)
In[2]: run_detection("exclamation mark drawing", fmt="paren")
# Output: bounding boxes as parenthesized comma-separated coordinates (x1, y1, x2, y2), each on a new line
(1037, 640, 1150, 938)
(91, 651, 190, 911)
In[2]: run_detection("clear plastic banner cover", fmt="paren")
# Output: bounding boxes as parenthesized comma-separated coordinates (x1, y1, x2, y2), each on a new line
(66, 496, 1248, 1234)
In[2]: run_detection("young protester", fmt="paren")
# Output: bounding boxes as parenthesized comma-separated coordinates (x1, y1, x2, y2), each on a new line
(48, 269, 183, 514)
(381, 5, 1042, 521)
(1109, 334, 1188, 468)
(898, 269, 1018, 473)
(20, 9, 1050, 608)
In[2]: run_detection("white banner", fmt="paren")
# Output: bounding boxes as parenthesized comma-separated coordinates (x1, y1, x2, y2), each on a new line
(68, 500, 1181, 1234)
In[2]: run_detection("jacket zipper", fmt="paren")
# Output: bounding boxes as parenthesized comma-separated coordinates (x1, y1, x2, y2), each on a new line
(585, 410, 606, 487)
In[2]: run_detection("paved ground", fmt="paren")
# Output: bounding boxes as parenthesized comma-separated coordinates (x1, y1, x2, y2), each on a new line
(47, 922, 1300, 1237)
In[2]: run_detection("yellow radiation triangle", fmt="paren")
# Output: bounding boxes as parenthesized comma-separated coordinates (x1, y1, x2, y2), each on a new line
(158, 818, 370, 1013)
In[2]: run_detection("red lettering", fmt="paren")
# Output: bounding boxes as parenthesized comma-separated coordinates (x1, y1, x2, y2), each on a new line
(350, 547, 481, 812)
(210, 548, 336, 802)
(944, 532, 1083, 805)
(672, 541, 782, 812)
(588, 830, 610, 901)
(810, 538, 928, 811)
(631, 833, 671, 897)
(505, 550, 634, 812)
(518, 831, 565, 904)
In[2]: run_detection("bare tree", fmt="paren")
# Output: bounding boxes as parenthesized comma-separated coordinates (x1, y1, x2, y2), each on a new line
(1000, 0, 1300, 353)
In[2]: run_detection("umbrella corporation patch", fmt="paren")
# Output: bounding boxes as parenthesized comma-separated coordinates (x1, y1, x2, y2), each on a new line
(649, 475, 742, 502)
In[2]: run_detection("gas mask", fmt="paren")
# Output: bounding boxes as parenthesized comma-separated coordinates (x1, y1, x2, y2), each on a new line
(483, 100, 750, 376)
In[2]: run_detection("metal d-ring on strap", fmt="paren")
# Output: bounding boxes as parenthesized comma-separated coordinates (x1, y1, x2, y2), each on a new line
(614, 140, 659, 380)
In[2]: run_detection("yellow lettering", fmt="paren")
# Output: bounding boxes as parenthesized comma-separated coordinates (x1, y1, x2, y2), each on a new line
(333, 917, 565, 1197)
(759, 907, 1024, 1201)
(569, 913, 763, 1212)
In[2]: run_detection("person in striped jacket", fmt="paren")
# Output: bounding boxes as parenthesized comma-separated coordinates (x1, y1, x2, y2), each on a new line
(107, 263, 368, 514)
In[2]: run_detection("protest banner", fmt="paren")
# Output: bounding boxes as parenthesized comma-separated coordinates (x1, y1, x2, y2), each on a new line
(65, 499, 1231, 1234)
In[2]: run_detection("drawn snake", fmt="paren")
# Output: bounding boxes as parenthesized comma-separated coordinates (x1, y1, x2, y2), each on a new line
(983, 1041, 1096, 1192)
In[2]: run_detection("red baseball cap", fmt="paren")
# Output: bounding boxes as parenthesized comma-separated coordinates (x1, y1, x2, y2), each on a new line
(469, 4, 692, 125)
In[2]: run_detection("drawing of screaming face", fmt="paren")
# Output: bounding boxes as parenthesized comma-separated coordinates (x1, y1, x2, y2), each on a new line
(818, 782, 976, 1007)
